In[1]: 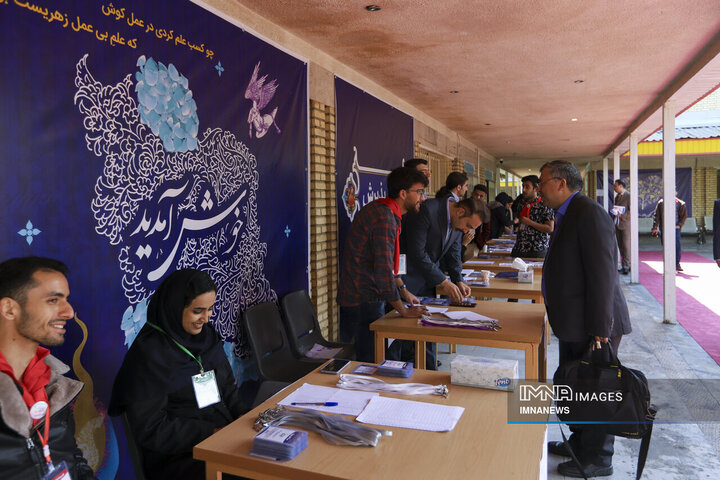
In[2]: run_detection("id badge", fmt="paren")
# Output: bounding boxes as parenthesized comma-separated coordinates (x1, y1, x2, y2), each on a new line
(191, 370, 221, 409)
(398, 254, 407, 275)
(41, 461, 71, 480)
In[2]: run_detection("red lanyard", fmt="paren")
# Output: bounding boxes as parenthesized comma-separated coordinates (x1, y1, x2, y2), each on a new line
(30, 401, 53, 466)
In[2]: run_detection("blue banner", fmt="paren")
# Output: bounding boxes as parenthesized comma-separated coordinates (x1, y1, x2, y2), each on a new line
(1, 1, 308, 477)
(334, 78, 413, 260)
(596, 168, 692, 217)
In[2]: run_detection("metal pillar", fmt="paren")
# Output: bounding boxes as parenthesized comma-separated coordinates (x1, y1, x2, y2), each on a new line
(662, 101, 677, 324)
(629, 133, 639, 284)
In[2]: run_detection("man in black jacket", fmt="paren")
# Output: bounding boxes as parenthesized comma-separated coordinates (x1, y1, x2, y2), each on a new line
(0, 257, 96, 480)
(539, 161, 632, 478)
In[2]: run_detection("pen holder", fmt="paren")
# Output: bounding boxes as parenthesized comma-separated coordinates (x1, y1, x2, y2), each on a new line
(517, 269, 534, 283)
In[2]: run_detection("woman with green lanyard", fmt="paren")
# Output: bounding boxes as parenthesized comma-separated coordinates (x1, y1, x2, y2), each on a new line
(109, 269, 248, 479)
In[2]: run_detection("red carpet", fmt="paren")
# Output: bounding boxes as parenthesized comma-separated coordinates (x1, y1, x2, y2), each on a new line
(638, 252, 720, 365)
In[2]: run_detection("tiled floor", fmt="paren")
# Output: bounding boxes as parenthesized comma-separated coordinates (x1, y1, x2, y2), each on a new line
(436, 234, 720, 479)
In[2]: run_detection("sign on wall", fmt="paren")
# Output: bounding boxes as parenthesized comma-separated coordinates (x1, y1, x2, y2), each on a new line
(1, 1, 308, 477)
(596, 168, 692, 217)
(334, 77, 413, 258)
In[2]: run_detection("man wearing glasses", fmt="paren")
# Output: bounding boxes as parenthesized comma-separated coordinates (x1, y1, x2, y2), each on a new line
(539, 161, 631, 478)
(338, 167, 429, 363)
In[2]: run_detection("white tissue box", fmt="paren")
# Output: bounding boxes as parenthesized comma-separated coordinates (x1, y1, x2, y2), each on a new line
(450, 355, 518, 391)
(518, 269, 534, 283)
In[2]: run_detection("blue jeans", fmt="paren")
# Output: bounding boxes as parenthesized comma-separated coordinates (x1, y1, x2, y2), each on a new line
(339, 301, 386, 363)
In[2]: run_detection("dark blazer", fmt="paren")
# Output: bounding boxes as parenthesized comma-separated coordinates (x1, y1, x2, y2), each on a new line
(401, 197, 462, 295)
(713, 198, 720, 261)
(614, 191, 631, 231)
(543, 193, 632, 342)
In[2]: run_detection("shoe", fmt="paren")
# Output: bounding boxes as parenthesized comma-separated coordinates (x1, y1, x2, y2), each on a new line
(676, 263, 683, 271)
(620, 268, 629, 275)
(547, 440, 570, 456)
(557, 460, 613, 478)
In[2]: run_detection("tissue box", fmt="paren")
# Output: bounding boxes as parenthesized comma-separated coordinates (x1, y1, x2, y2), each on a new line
(450, 355, 518, 391)
(518, 269, 534, 283)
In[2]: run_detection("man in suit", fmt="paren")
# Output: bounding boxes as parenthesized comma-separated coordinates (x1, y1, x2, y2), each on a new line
(613, 179, 631, 274)
(400, 197, 488, 368)
(539, 161, 632, 478)
(714, 198, 720, 268)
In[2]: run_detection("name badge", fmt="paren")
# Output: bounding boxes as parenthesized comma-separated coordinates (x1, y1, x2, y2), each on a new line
(191, 370, 221, 409)
(41, 461, 71, 480)
(398, 254, 407, 275)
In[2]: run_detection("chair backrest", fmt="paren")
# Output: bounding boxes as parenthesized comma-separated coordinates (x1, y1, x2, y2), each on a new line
(121, 412, 147, 480)
(704, 216, 713, 232)
(280, 290, 322, 356)
(680, 217, 697, 234)
(243, 301, 300, 380)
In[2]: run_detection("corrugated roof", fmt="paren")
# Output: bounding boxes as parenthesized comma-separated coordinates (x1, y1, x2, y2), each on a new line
(646, 125, 720, 141)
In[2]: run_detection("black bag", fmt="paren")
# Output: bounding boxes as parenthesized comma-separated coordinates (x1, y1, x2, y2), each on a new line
(553, 342, 657, 479)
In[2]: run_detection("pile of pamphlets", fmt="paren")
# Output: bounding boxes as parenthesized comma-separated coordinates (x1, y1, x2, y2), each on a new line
(251, 425, 308, 461)
(377, 360, 414, 378)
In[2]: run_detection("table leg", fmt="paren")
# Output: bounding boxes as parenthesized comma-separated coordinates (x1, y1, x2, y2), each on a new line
(374, 333, 385, 364)
(205, 462, 222, 480)
(415, 340, 427, 369)
(525, 344, 538, 381)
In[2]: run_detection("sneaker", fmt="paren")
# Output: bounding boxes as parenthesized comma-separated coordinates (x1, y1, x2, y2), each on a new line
(558, 460, 613, 478)
(676, 263, 683, 271)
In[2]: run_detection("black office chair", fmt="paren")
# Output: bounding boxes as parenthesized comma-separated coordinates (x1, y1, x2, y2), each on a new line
(243, 301, 325, 383)
(252, 380, 291, 408)
(121, 412, 148, 480)
(279, 290, 355, 361)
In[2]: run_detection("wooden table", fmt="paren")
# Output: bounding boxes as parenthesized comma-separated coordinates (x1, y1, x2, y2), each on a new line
(469, 274, 544, 303)
(370, 302, 547, 380)
(194, 366, 548, 480)
(486, 238, 516, 246)
(464, 258, 544, 274)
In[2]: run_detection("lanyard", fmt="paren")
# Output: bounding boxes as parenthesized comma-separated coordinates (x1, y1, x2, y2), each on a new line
(29, 401, 53, 467)
(146, 321, 204, 373)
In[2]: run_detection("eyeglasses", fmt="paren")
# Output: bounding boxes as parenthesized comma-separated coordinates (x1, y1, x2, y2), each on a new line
(538, 177, 562, 187)
(408, 188, 426, 195)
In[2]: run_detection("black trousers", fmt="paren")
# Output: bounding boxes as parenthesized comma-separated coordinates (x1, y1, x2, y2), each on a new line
(558, 335, 622, 467)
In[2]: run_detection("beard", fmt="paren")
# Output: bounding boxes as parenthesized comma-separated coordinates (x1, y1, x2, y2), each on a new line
(17, 309, 65, 347)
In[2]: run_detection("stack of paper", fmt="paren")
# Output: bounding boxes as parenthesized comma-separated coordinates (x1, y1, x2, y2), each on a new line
(356, 396, 464, 432)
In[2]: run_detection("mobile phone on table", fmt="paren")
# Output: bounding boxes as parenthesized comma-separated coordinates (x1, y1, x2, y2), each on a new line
(320, 358, 350, 374)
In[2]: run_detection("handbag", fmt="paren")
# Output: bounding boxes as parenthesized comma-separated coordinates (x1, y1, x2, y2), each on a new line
(553, 342, 657, 479)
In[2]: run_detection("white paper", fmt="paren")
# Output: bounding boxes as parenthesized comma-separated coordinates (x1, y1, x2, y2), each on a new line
(424, 306, 448, 314)
(466, 260, 494, 265)
(305, 343, 343, 359)
(443, 311, 498, 322)
(356, 396, 464, 432)
(279, 383, 378, 416)
(461, 269, 475, 276)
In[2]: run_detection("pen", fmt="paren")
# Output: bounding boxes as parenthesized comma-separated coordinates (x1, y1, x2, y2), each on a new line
(291, 401, 338, 406)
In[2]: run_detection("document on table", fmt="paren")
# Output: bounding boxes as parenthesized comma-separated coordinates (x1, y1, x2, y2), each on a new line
(466, 260, 494, 265)
(356, 396, 464, 432)
(280, 384, 378, 416)
(461, 268, 475, 276)
(305, 343, 343, 359)
(443, 310, 498, 322)
(425, 306, 448, 314)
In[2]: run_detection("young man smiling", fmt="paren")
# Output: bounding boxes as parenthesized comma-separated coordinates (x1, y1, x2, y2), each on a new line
(0, 256, 96, 480)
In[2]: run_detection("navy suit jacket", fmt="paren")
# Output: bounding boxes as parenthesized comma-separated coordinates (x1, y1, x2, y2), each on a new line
(543, 193, 631, 342)
(713, 199, 720, 261)
(401, 197, 463, 295)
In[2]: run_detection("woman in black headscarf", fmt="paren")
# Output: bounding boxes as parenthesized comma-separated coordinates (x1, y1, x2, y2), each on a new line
(109, 269, 247, 479)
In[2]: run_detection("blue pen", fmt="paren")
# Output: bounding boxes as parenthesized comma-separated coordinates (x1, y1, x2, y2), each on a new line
(291, 401, 338, 407)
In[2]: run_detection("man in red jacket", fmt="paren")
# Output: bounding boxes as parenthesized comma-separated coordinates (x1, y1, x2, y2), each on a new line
(0, 256, 96, 480)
